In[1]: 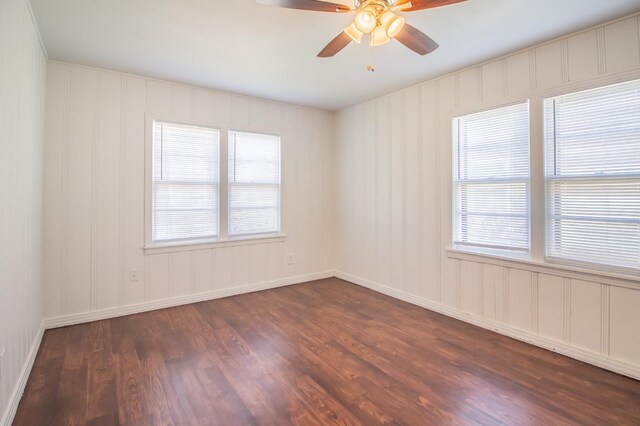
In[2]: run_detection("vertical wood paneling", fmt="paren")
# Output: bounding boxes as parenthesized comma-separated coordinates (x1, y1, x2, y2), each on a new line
(212, 248, 231, 291)
(282, 105, 298, 277)
(43, 63, 69, 318)
(507, 52, 530, 95)
(536, 41, 564, 89)
(147, 254, 169, 300)
(420, 82, 439, 300)
(95, 71, 121, 310)
(298, 107, 313, 276)
(66, 67, 97, 314)
(0, 0, 47, 419)
(249, 99, 267, 131)
(361, 101, 375, 282)
(195, 89, 231, 125)
(123, 76, 147, 306)
(567, 30, 599, 82)
(45, 64, 334, 319)
(146, 80, 173, 116)
(458, 67, 481, 107)
(481, 264, 502, 321)
(604, 17, 640, 73)
(375, 97, 391, 287)
(390, 93, 405, 291)
(172, 84, 193, 122)
(192, 250, 213, 294)
(404, 88, 421, 295)
(249, 244, 268, 285)
(508, 269, 533, 331)
(437, 76, 456, 307)
(169, 251, 192, 297)
(537, 274, 564, 341)
(481, 60, 503, 103)
(459, 261, 479, 314)
(231, 96, 249, 129)
(610, 286, 640, 364)
(570, 279, 602, 352)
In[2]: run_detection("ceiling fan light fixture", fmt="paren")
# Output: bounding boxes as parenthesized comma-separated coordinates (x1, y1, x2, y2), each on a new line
(344, 22, 363, 43)
(380, 10, 405, 38)
(354, 8, 377, 33)
(370, 24, 391, 46)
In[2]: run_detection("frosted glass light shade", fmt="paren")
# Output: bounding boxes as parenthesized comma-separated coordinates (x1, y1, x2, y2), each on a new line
(380, 11, 405, 38)
(344, 22, 363, 43)
(354, 8, 377, 33)
(370, 25, 391, 46)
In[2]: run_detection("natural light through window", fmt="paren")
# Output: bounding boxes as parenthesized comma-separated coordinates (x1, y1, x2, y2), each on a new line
(228, 130, 281, 237)
(453, 102, 530, 253)
(152, 121, 220, 243)
(544, 79, 640, 272)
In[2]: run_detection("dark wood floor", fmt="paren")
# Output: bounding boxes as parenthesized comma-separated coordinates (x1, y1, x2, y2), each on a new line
(14, 278, 640, 425)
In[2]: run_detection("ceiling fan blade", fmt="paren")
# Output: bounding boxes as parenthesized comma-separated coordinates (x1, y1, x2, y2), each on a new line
(318, 32, 352, 57)
(394, 23, 439, 55)
(396, 0, 467, 12)
(256, 0, 350, 12)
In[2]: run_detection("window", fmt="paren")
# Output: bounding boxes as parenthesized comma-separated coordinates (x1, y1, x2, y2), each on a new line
(544, 79, 640, 272)
(147, 119, 283, 250)
(228, 131, 281, 237)
(152, 121, 220, 243)
(453, 102, 530, 253)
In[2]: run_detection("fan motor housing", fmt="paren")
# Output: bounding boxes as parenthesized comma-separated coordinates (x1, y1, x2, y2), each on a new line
(355, 0, 397, 9)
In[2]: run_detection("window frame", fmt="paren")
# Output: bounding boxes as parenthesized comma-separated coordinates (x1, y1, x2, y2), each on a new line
(451, 100, 532, 257)
(448, 75, 640, 282)
(542, 79, 640, 275)
(144, 114, 286, 254)
(227, 129, 282, 239)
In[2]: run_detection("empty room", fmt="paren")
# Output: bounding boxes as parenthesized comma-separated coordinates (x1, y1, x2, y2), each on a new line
(2, 0, 640, 424)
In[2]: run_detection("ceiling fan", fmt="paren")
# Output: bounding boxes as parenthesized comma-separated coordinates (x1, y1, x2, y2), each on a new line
(256, 0, 467, 57)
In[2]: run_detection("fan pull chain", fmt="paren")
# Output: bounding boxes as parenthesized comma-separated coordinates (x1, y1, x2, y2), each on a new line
(367, 36, 375, 72)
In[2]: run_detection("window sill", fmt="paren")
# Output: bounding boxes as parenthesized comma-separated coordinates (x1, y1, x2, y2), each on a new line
(447, 247, 640, 289)
(144, 233, 286, 255)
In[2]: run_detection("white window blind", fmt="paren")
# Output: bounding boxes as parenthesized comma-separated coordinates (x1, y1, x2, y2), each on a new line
(544, 79, 640, 272)
(152, 121, 219, 243)
(453, 102, 530, 252)
(228, 131, 281, 237)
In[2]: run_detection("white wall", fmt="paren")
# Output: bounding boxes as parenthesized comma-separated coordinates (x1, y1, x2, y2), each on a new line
(335, 13, 640, 379)
(43, 62, 334, 324)
(0, 0, 47, 423)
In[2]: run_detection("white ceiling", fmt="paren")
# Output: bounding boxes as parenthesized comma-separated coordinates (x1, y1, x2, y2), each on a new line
(31, 0, 640, 111)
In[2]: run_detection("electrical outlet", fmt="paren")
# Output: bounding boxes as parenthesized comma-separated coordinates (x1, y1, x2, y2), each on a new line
(287, 253, 295, 265)
(129, 269, 139, 282)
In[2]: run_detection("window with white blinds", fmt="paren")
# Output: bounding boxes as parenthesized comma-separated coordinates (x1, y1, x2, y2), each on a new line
(453, 102, 530, 252)
(544, 79, 640, 272)
(152, 121, 219, 243)
(228, 131, 281, 237)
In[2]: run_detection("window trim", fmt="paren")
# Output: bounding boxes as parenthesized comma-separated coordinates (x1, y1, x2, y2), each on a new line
(447, 247, 640, 290)
(144, 114, 285, 253)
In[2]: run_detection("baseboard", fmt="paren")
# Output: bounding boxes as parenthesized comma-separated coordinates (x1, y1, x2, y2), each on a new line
(44, 271, 334, 329)
(1, 321, 45, 426)
(334, 270, 640, 381)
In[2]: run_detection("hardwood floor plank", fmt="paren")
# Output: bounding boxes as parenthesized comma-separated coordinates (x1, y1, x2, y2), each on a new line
(14, 278, 640, 425)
